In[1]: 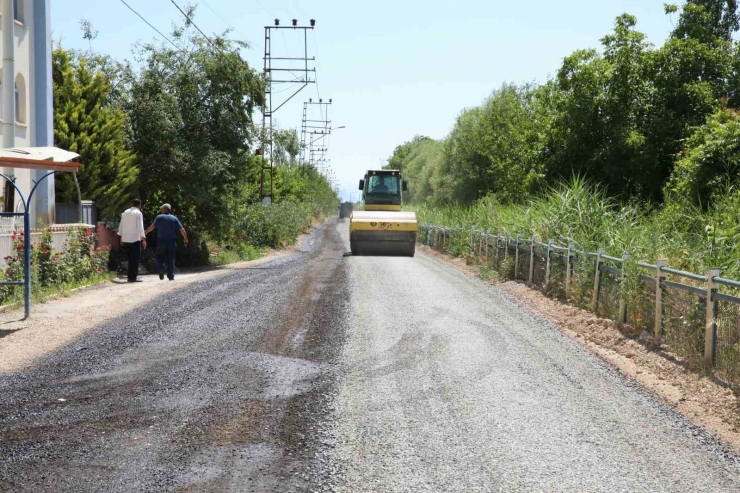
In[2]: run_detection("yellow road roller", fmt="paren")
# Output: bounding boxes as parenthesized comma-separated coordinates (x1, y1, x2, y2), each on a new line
(349, 170, 418, 257)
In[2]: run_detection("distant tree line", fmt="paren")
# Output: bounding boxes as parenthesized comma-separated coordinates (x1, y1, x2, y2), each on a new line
(389, 0, 740, 210)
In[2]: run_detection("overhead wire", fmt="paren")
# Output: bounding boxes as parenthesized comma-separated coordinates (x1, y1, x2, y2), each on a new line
(199, 0, 249, 40)
(120, 0, 180, 50)
(169, 0, 228, 55)
(311, 30, 324, 120)
(271, 83, 304, 94)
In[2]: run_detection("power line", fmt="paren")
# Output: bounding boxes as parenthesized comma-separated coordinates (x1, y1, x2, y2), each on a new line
(312, 30, 325, 120)
(120, 0, 179, 50)
(200, 0, 251, 44)
(290, 0, 310, 19)
(169, 0, 225, 54)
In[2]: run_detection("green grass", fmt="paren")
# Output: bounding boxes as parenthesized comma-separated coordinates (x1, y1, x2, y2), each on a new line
(211, 243, 265, 266)
(0, 272, 117, 311)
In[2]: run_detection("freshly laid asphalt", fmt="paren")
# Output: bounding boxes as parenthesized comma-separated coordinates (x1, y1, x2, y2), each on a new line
(1, 220, 739, 492)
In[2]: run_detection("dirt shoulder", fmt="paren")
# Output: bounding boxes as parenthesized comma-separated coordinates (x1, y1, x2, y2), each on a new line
(0, 247, 293, 375)
(418, 244, 740, 454)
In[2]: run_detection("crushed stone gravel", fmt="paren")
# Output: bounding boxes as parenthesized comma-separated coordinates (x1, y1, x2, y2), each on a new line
(321, 224, 740, 492)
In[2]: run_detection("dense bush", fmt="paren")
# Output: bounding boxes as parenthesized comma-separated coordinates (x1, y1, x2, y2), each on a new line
(668, 107, 740, 207)
(216, 165, 339, 256)
(229, 200, 328, 250)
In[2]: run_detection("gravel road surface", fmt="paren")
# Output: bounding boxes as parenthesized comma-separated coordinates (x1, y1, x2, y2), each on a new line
(1, 220, 739, 492)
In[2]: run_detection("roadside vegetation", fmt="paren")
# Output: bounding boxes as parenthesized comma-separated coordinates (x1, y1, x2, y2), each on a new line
(52, 8, 338, 269)
(417, 178, 740, 278)
(390, 1, 740, 277)
(0, 228, 113, 306)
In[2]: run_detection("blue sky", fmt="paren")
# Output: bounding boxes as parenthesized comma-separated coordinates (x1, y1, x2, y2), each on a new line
(52, 1, 676, 202)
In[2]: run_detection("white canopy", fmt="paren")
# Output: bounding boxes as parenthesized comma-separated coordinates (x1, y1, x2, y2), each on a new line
(0, 147, 80, 162)
(0, 147, 81, 172)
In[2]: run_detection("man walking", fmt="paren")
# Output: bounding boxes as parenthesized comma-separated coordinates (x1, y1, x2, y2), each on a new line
(119, 199, 147, 283)
(145, 204, 188, 281)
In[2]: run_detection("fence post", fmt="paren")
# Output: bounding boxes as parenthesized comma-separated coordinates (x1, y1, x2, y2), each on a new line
(514, 235, 520, 279)
(591, 248, 605, 312)
(618, 254, 632, 324)
(655, 259, 667, 339)
(705, 268, 720, 364)
(545, 239, 554, 287)
(495, 235, 500, 266)
(528, 238, 535, 284)
(566, 243, 574, 299)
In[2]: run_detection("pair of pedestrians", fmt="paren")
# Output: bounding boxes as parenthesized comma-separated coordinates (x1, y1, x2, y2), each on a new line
(119, 201, 188, 282)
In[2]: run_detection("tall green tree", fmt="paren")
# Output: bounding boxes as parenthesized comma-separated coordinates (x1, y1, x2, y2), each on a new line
(643, 1, 736, 200)
(53, 47, 138, 219)
(671, 0, 739, 45)
(543, 14, 653, 200)
(124, 27, 264, 239)
(386, 136, 444, 202)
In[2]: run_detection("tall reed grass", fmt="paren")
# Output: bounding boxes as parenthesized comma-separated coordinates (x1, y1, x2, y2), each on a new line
(416, 178, 736, 279)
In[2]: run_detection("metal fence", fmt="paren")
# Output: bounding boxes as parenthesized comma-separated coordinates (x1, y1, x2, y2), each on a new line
(418, 224, 740, 390)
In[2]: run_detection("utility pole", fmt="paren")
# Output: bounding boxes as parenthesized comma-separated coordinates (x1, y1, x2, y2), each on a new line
(260, 18, 316, 204)
(300, 98, 332, 170)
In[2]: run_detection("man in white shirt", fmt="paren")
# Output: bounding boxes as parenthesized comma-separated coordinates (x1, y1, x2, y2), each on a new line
(119, 199, 147, 282)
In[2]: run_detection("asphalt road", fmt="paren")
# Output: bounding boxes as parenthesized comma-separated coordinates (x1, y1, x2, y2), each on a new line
(1, 220, 739, 492)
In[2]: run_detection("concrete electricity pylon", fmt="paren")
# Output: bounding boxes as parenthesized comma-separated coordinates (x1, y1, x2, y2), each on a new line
(260, 18, 316, 203)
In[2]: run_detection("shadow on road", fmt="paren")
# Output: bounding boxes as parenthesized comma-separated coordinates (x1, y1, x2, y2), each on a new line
(0, 328, 22, 339)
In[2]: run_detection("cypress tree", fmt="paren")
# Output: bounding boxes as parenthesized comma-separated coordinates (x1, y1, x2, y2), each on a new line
(53, 47, 138, 220)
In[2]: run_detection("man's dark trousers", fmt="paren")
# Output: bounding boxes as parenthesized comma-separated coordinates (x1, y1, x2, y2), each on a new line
(124, 241, 142, 282)
(156, 239, 177, 280)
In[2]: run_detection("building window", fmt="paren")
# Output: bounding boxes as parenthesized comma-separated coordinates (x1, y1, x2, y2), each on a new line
(14, 75, 25, 124)
(13, 0, 23, 24)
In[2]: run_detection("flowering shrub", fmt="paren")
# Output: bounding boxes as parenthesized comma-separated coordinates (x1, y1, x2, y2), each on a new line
(0, 227, 109, 303)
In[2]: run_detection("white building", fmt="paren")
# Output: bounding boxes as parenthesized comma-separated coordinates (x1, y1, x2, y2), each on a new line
(0, 0, 54, 226)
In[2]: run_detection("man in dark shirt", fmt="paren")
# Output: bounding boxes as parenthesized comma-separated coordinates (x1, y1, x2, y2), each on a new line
(145, 203, 188, 281)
